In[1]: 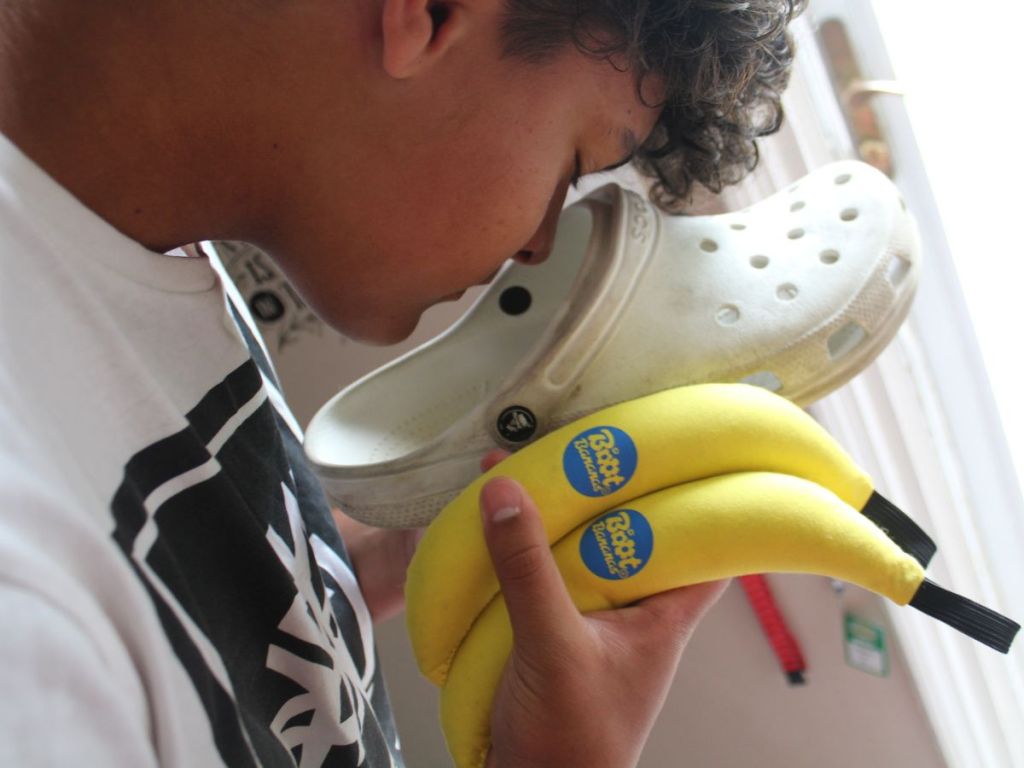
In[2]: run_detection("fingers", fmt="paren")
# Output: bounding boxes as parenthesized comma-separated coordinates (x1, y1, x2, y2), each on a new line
(633, 579, 731, 640)
(479, 477, 581, 647)
(480, 448, 510, 473)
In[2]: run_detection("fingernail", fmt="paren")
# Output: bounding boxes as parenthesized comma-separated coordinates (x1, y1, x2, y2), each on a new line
(481, 477, 522, 524)
(491, 506, 521, 523)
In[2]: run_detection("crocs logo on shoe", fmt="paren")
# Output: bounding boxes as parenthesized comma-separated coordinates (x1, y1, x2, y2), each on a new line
(627, 192, 653, 245)
(579, 508, 653, 580)
(563, 426, 638, 497)
(496, 406, 537, 443)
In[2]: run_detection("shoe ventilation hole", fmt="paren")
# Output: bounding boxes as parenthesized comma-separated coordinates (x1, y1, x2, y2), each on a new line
(499, 286, 532, 316)
(820, 249, 840, 264)
(740, 370, 783, 392)
(827, 322, 867, 360)
(701, 238, 719, 253)
(788, 228, 805, 240)
(887, 254, 912, 286)
(716, 304, 741, 325)
(790, 201, 806, 212)
(777, 283, 799, 301)
(840, 208, 859, 222)
(835, 173, 852, 185)
(750, 255, 770, 269)
(731, 223, 747, 231)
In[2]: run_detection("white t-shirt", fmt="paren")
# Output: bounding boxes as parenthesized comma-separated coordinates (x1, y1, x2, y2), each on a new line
(0, 132, 403, 767)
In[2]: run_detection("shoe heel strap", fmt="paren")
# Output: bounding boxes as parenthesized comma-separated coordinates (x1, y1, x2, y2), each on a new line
(485, 185, 659, 448)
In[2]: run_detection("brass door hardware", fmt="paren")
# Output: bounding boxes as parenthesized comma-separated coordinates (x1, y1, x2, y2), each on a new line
(819, 19, 904, 177)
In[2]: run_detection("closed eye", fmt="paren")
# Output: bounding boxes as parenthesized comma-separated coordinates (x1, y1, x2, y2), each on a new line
(571, 129, 640, 190)
(570, 150, 637, 191)
(570, 153, 583, 190)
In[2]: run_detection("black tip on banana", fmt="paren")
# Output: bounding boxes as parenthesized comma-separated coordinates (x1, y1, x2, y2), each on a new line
(860, 492, 937, 567)
(909, 579, 1020, 654)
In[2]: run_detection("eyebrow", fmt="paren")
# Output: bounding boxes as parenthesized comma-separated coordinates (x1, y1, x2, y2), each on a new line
(594, 128, 640, 175)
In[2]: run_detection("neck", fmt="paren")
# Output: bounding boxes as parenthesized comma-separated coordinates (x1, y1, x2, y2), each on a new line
(0, 2, 304, 252)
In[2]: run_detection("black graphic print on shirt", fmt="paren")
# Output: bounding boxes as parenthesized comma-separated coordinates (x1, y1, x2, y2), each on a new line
(108, 354, 402, 768)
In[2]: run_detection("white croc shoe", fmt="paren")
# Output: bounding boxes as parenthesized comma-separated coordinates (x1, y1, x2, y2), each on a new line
(305, 160, 921, 527)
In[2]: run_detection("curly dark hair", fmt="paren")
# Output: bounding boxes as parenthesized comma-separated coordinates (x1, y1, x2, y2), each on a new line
(501, 0, 804, 209)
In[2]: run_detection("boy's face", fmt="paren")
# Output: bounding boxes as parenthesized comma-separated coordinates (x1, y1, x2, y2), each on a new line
(265, 3, 663, 345)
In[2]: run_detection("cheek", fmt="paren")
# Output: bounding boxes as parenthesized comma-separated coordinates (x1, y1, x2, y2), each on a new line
(439, 111, 564, 228)
(409, 165, 558, 273)
(357, 101, 567, 288)
(463, 151, 563, 239)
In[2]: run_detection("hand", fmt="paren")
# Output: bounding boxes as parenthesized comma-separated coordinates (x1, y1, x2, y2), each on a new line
(323, 451, 523, 624)
(477, 459, 727, 768)
(331, 508, 423, 624)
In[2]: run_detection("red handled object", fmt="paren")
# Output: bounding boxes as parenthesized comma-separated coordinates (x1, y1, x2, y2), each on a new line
(740, 574, 807, 685)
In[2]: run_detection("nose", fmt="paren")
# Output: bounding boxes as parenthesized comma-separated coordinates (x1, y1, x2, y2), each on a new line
(513, 183, 569, 266)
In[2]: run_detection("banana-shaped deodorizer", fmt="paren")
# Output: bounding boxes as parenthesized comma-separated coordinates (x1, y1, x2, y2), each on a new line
(406, 383, 936, 686)
(435, 472, 1019, 768)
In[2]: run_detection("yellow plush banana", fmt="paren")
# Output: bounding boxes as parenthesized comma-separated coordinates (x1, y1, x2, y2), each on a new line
(435, 472, 1017, 768)
(406, 383, 932, 686)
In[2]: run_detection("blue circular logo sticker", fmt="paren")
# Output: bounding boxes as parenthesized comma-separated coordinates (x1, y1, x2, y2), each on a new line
(580, 509, 653, 580)
(562, 426, 638, 497)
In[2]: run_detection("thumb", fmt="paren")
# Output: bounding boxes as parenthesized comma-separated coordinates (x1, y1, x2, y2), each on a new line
(479, 477, 582, 647)
(630, 579, 730, 642)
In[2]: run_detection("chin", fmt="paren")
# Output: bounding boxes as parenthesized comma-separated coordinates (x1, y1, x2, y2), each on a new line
(352, 323, 418, 347)
(317, 302, 421, 347)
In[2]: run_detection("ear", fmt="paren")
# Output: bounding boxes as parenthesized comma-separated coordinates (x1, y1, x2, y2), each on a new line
(381, 1, 467, 79)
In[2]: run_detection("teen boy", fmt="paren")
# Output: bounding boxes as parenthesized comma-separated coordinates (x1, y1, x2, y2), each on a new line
(0, 1, 799, 765)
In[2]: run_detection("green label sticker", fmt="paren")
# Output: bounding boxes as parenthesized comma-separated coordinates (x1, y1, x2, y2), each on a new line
(843, 613, 889, 677)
